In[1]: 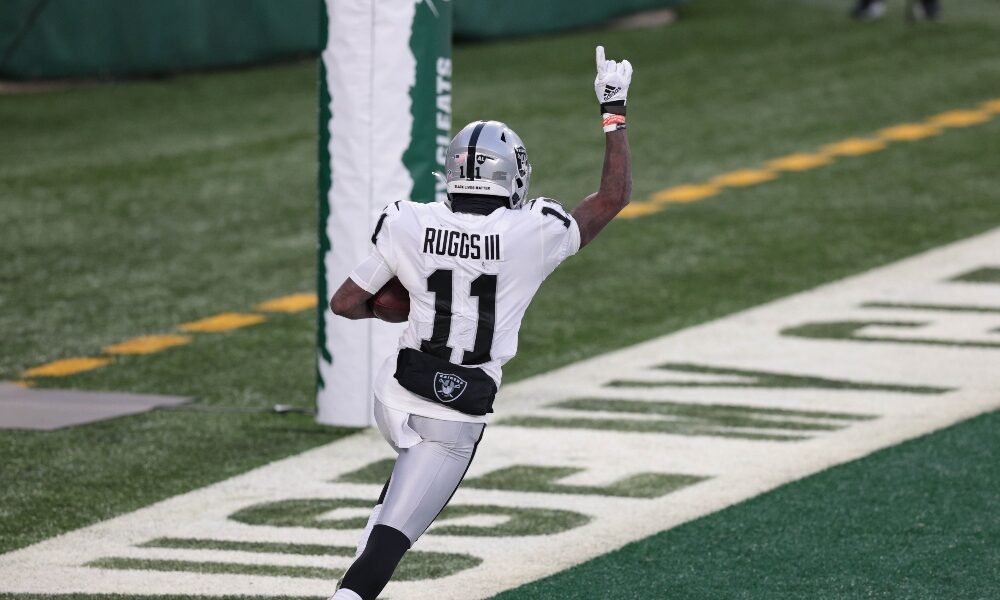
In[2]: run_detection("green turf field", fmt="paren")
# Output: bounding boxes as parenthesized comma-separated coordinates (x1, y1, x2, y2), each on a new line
(1, 0, 999, 596)
(495, 408, 1000, 599)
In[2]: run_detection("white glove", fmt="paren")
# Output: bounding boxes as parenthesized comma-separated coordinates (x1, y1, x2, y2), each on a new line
(594, 45, 632, 113)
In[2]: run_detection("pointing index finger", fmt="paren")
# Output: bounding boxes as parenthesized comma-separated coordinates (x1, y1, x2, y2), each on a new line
(596, 45, 605, 68)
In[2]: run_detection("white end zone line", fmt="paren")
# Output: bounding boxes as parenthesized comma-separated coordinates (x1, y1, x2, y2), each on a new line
(1, 228, 999, 599)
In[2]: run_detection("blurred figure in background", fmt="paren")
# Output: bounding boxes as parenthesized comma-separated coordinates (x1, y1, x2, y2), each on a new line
(851, 0, 940, 21)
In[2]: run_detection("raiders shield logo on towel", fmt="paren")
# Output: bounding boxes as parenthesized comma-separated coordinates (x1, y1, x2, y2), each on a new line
(433, 372, 468, 403)
(394, 349, 497, 416)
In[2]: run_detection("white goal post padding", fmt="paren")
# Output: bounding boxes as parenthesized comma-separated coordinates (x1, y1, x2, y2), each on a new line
(317, 0, 452, 426)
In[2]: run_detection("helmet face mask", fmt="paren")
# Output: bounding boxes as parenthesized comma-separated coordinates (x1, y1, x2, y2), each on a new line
(444, 120, 531, 209)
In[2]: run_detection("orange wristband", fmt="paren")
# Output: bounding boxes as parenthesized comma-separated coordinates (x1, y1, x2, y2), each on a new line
(602, 113, 626, 132)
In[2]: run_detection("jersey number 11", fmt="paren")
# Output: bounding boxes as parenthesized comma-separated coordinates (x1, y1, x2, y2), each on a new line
(420, 269, 496, 365)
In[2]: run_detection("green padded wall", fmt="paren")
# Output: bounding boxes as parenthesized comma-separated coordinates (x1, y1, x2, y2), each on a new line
(0, 0, 685, 80)
(453, 0, 685, 39)
(0, 0, 318, 80)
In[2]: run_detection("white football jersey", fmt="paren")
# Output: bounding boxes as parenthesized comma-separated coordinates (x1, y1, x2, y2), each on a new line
(349, 198, 581, 423)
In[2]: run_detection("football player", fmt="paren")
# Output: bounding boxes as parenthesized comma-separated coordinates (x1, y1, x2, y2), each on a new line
(327, 46, 633, 600)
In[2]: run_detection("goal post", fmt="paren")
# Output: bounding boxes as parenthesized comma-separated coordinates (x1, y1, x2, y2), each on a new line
(317, 0, 452, 427)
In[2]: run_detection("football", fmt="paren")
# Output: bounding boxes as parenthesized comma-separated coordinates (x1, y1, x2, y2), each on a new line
(371, 277, 410, 323)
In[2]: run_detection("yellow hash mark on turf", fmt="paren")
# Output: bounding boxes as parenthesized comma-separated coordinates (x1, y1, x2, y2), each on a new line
(18, 292, 312, 382)
(103, 335, 192, 355)
(928, 110, 993, 128)
(7, 380, 35, 388)
(710, 169, 777, 187)
(820, 138, 885, 156)
(877, 123, 941, 141)
(22, 357, 111, 378)
(618, 98, 997, 220)
(651, 184, 720, 204)
(254, 293, 317, 313)
(179, 313, 266, 333)
(981, 99, 1000, 114)
(618, 202, 664, 218)
(766, 153, 833, 172)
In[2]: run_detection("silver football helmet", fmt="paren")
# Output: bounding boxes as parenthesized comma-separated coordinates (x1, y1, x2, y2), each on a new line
(444, 120, 531, 209)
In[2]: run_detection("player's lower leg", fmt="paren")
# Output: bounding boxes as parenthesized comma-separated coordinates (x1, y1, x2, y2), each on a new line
(333, 524, 411, 600)
(353, 477, 391, 557)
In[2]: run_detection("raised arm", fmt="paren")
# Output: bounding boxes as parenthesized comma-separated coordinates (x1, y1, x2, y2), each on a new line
(572, 129, 632, 248)
(572, 46, 634, 249)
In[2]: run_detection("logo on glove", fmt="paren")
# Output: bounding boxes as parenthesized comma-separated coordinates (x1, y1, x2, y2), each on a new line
(433, 372, 468, 403)
(602, 84, 621, 102)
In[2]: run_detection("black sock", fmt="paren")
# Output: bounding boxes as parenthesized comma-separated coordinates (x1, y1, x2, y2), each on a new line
(340, 524, 411, 600)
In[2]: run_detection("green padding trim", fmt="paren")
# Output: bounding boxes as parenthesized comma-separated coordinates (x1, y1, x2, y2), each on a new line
(315, 3, 332, 386)
(404, 0, 451, 204)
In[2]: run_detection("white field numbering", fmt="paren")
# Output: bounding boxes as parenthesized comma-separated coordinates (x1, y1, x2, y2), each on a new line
(1, 227, 999, 599)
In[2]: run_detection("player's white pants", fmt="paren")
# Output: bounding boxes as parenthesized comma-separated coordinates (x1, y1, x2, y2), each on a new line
(370, 399, 485, 544)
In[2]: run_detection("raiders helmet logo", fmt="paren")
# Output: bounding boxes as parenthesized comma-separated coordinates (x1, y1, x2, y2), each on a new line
(514, 146, 528, 176)
(433, 372, 468, 403)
